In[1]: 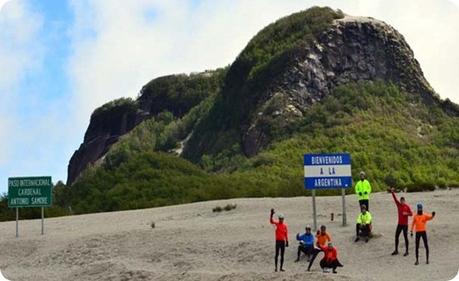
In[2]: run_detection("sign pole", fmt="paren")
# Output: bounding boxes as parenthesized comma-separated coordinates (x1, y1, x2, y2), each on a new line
(16, 207, 19, 238)
(312, 189, 317, 231)
(341, 188, 347, 226)
(41, 207, 44, 235)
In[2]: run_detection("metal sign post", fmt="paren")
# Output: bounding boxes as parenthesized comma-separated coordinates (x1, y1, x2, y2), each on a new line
(304, 153, 352, 229)
(341, 188, 346, 226)
(312, 189, 317, 231)
(16, 208, 19, 238)
(41, 207, 44, 235)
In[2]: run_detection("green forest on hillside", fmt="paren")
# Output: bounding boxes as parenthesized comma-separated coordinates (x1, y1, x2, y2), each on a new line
(183, 7, 345, 161)
(1, 81, 457, 221)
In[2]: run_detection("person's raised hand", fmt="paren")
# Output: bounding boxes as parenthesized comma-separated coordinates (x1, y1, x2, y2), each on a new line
(271, 208, 275, 215)
(432, 211, 436, 217)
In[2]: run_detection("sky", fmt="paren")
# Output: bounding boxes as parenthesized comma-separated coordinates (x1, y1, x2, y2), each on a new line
(0, 0, 458, 193)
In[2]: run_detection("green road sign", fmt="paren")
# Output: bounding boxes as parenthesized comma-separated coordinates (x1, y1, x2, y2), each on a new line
(8, 176, 53, 208)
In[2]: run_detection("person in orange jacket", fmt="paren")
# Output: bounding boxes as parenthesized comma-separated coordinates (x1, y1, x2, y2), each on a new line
(307, 225, 332, 271)
(316, 225, 332, 248)
(411, 203, 435, 265)
(319, 242, 343, 274)
(270, 208, 288, 272)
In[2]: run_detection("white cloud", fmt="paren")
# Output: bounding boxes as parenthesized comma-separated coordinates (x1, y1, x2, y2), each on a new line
(68, 0, 459, 129)
(0, 1, 74, 188)
(0, 0, 10, 11)
(67, 0, 315, 126)
(0, 0, 44, 165)
(324, 0, 459, 103)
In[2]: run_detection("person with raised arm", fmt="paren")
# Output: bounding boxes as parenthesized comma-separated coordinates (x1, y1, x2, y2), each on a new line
(411, 203, 435, 265)
(270, 208, 289, 272)
(390, 187, 413, 256)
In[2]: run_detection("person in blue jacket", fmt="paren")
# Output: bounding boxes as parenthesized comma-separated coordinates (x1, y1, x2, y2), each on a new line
(295, 225, 315, 262)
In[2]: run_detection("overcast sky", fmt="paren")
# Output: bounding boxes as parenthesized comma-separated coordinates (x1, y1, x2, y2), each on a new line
(0, 0, 458, 193)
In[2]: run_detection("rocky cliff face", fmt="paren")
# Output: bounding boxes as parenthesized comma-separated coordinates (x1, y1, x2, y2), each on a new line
(67, 100, 147, 185)
(67, 71, 224, 185)
(241, 16, 438, 156)
(184, 15, 448, 159)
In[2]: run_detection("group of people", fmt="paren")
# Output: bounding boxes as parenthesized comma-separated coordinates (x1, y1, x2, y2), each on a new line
(270, 209, 341, 273)
(269, 171, 436, 273)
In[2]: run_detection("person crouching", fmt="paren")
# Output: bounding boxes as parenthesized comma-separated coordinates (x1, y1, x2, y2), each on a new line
(295, 225, 314, 262)
(355, 204, 372, 242)
(319, 242, 343, 274)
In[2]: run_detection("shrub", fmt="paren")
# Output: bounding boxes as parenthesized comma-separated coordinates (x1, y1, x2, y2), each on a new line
(404, 182, 436, 193)
(213, 204, 237, 212)
(223, 204, 237, 211)
(212, 206, 223, 212)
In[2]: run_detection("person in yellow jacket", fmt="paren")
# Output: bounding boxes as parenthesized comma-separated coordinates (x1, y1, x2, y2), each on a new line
(354, 171, 372, 211)
(355, 205, 372, 243)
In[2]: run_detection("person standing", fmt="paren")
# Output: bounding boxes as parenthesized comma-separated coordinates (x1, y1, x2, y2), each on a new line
(355, 171, 372, 210)
(270, 208, 289, 272)
(295, 225, 314, 262)
(355, 204, 372, 242)
(390, 188, 413, 256)
(319, 242, 343, 274)
(411, 203, 435, 265)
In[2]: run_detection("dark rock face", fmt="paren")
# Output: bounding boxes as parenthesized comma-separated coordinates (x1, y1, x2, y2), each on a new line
(67, 102, 147, 185)
(240, 16, 440, 156)
(67, 71, 223, 185)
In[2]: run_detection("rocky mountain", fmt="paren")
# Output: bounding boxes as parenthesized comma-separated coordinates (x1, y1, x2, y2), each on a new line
(67, 70, 225, 184)
(183, 13, 457, 161)
(59, 7, 459, 215)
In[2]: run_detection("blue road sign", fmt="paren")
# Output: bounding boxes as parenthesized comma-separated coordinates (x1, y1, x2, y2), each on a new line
(304, 153, 352, 189)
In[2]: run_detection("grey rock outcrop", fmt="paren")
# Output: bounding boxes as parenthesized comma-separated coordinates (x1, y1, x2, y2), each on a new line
(67, 102, 147, 185)
(67, 71, 224, 185)
(240, 15, 441, 156)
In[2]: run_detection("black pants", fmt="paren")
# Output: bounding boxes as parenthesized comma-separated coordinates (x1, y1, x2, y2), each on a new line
(415, 231, 429, 262)
(275, 240, 285, 270)
(320, 258, 343, 270)
(395, 224, 408, 252)
(359, 199, 369, 211)
(297, 244, 314, 259)
(356, 223, 371, 237)
(307, 247, 322, 271)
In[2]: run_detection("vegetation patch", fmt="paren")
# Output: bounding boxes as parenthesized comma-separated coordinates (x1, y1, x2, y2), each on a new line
(213, 204, 237, 213)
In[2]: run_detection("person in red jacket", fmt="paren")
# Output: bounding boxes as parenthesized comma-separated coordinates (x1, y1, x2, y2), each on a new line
(390, 187, 413, 256)
(270, 208, 288, 272)
(319, 242, 343, 274)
